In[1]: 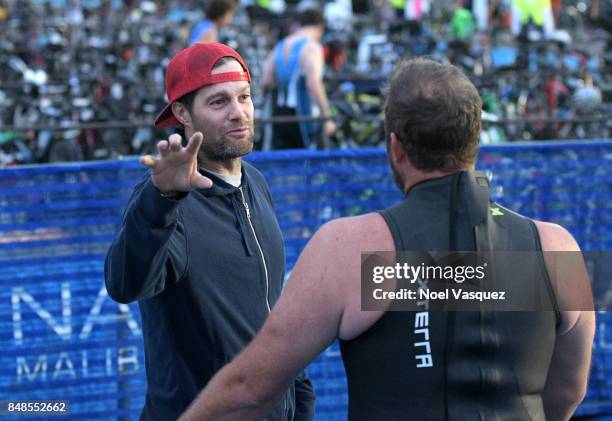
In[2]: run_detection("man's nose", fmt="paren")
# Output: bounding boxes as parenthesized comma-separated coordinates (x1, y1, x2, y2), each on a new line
(228, 99, 248, 120)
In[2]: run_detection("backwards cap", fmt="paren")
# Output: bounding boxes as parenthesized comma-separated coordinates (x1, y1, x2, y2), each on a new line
(154, 43, 251, 128)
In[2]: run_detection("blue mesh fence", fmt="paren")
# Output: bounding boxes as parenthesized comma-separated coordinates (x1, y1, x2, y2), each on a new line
(0, 140, 610, 420)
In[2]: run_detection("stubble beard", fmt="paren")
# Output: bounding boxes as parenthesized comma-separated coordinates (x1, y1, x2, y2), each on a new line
(196, 124, 255, 163)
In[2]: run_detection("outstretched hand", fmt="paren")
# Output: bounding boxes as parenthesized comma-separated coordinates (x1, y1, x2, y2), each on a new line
(140, 132, 213, 196)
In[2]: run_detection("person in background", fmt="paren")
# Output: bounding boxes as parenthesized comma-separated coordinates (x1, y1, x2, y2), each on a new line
(450, 0, 477, 43)
(472, 0, 490, 32)
(261, 8, 336, 149)
(190, 0, 236, 45)
(511, 0, 555, 40)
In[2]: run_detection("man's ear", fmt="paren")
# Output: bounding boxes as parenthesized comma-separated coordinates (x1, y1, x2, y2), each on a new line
(171, 102, 192, 128)
(389, 132, 407, 166)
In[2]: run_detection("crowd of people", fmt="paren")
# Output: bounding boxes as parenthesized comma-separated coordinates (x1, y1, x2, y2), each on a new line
(0, 0, 610, 164)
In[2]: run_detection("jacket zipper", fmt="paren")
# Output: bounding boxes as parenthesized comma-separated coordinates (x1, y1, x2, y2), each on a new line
(239, 187, 272, 313)
(239, 187, 286, 420)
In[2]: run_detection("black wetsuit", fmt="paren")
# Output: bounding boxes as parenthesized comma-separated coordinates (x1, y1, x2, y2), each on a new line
(340, 171, 559, 421)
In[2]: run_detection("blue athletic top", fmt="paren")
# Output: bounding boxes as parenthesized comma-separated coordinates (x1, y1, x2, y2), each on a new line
(190, 19, 214, 45)
(273, 37, 318, 145)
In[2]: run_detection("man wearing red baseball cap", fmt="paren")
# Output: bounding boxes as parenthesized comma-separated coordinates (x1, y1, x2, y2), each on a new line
(105, 43, 315, 421)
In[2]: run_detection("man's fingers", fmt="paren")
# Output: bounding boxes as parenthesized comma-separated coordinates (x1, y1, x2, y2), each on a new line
(157, 140, 170, 157)
(193, 173, 213, 189)
(186, 132, 204, 155)
(140, 155, 157, 168)
(169, 134, 182, 152)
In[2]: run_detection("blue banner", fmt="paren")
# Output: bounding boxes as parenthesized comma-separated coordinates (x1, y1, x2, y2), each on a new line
(1, 141, 611, 419)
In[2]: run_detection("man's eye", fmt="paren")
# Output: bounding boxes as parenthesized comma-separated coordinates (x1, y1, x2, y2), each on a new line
(211, 99, 226, 106)
(240, 94, 251, 101)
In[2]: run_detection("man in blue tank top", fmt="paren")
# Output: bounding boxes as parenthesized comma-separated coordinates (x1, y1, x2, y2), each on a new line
(261, 9, 336, 149)
(179, 58, 595, 421)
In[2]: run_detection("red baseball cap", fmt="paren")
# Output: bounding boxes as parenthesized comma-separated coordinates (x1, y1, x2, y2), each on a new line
(154, 43, 251, 128)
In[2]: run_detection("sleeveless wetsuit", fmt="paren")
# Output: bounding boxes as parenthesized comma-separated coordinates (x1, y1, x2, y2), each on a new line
(340, 171, 559, 421)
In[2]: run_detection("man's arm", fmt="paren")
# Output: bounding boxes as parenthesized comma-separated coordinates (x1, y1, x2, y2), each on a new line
(104, 177, 188, 303)
(301, 41, 330, 116)
(536, 221, 596, 421)
(105, 132, 212, 303)
(301, 41, 335, 136)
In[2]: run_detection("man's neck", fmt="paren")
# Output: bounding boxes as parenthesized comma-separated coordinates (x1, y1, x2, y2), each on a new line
(403, 167, 472, 195)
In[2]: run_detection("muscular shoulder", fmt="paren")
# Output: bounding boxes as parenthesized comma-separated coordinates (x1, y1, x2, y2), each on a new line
(302, 39, 322, 54)
(293, 213, 394, 288)
(534, 220, 581, 252)
(300, 40, 323, 63)
(313, 213, 394, 257)
(310, 213, 393, 339)
(535, 220, 591, 334)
